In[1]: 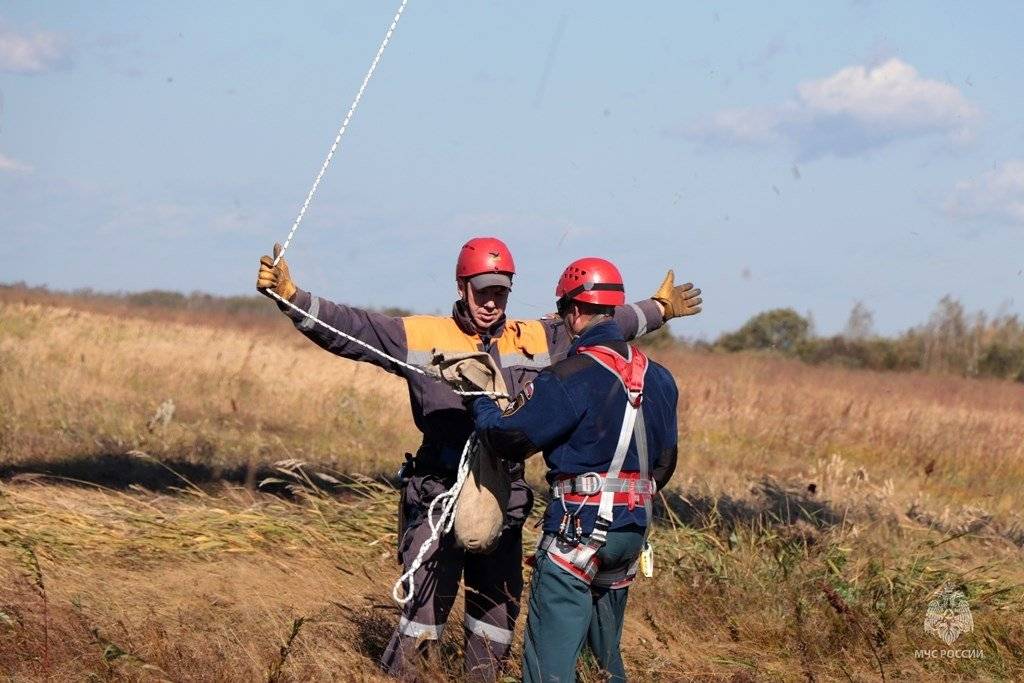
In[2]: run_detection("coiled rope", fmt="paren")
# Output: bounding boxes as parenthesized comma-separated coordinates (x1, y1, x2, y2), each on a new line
(391, 436, 477, 604)
(269, 293, 496, 605)
(265, 0, 502, 606)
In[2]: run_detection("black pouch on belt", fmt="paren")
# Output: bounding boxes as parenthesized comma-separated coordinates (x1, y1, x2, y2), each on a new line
(395, 453, 415, 563)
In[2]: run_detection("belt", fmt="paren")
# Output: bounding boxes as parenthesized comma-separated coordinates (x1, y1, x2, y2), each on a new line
(397, 450, 457, 481)
(552, 471, 655, 497)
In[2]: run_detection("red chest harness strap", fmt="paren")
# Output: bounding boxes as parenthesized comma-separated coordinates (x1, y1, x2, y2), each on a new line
(540, 344, 654, 587)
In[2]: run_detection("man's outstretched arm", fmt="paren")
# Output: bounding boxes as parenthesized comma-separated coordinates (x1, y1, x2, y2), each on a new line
(614, 269, 704, 340)
(539, 270, 704, 360)
(257, 244, 409, 375)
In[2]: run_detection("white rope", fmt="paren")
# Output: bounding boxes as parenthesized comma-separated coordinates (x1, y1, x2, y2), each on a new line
(392, 436, 476, 605)
(263, 0, 498, 608)
(270, 289, 425, 375)
(273, 0, 410, 267)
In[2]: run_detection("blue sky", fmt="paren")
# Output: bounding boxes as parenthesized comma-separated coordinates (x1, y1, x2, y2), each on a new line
(2, 1, 1022, 338)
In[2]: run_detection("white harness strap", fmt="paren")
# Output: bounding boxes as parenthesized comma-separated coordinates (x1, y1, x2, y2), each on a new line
(589, 391, 640, 547)
(549, 346, 649, 580)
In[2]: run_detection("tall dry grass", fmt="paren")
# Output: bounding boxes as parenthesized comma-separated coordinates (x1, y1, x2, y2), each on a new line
(2, 299, 1023, 681)
(657, 349, 1024, 526)
(0, 303, 414, 478)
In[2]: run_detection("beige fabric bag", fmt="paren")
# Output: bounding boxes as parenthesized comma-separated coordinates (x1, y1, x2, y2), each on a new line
(426, 351, 511, 553)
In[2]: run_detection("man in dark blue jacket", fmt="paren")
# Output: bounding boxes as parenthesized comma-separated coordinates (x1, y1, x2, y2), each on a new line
(470, 257, 680, 682)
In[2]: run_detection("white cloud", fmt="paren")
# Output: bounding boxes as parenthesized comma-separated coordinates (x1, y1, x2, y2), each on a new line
(0, 21, 70, 74)
(690, 59, 979, 158)
(797, 60, 976, 133)
(0, 151, 32, 173)
(946, 161, 1024, 225)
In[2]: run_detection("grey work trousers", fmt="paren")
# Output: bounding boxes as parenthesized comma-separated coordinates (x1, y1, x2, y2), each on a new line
(380, 473, 525, 682)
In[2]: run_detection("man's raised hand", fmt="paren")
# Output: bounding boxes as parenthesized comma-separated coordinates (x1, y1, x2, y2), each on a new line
(651, 270, 702, 320)
(257, 243, 298, 302)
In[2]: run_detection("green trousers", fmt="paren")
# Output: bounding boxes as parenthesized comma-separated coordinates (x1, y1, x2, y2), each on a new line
(521, 528, 646, 683)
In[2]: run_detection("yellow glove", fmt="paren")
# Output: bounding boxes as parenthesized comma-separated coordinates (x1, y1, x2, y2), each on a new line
(257, 243, 298, 302)
(651, 270, 702, 320)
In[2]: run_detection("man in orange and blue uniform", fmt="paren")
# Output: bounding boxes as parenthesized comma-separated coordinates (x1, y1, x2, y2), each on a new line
(257, 240, 698, 681)
(470, 257, 680, 682)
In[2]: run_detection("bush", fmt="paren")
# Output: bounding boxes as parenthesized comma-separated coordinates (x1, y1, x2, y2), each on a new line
(716, 299, 1024, 382)
(977, 343, 1024, 381)
(796, 336, 924, 372)
(715, 308, 810, 354)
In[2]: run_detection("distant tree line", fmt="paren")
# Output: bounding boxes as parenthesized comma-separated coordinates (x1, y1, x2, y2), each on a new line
(708, 297, 1024, 382)
(5, 283, 1020, 381)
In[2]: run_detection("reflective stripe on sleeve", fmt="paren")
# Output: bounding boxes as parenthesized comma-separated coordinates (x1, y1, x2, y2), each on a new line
(298, 296, 320, 331)
(628, 303, 647, 337)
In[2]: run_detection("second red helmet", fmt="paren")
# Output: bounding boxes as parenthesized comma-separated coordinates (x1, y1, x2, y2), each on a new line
(456, 237, 515, 289)
(555, 257, 626, 307)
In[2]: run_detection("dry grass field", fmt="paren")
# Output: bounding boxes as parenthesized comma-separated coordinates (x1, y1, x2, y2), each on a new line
(1, 295, 1023, 681)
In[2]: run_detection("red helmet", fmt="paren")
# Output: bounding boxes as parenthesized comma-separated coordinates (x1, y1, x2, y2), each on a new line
(456, 237, 515, 289)
(555, 257, 625, 307)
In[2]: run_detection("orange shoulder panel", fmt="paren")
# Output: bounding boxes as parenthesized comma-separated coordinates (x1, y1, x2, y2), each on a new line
(402, 315, 479, 353)
(499, 319, 550, 357)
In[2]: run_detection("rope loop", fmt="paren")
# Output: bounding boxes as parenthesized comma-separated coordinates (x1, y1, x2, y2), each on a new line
(392, 437, 477, 604)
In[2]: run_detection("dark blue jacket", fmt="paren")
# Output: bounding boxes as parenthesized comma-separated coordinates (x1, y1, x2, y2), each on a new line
(472, 319, 679, 536)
